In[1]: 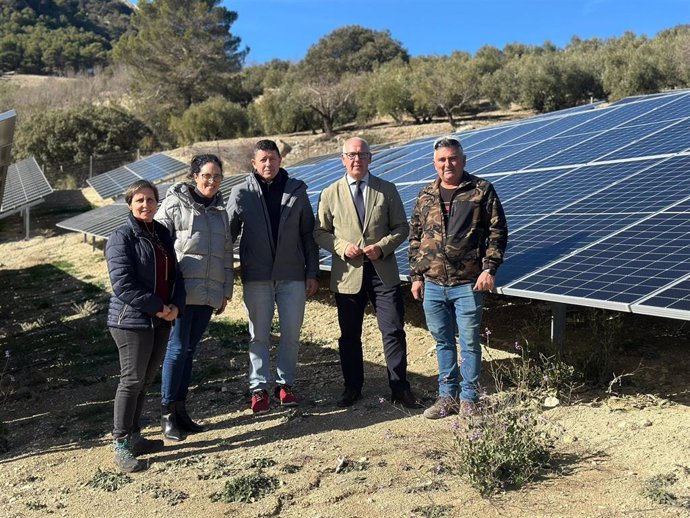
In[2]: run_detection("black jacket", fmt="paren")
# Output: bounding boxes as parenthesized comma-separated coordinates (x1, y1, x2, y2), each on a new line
(106, 213, 186, 329)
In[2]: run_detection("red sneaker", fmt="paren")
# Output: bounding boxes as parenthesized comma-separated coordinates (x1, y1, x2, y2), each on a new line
(251, 390, 270, 414)
(274, 385, 299, 407)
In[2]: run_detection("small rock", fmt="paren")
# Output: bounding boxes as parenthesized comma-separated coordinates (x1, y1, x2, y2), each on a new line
(562, 435, 578, 444)
(542, 396, 560, 409)
(639, 419, 652, 427)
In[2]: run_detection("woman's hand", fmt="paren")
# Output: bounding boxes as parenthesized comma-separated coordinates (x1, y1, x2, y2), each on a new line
(155, 305, 172, 319)
(215, 297, 228, 315)
(165, 304, 179, 321)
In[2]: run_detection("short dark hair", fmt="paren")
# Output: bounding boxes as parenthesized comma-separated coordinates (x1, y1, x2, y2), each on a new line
(254, 139, 281, 157)
(188, 154, 223, 179)
(433, 136, 464, 154)
(124, 180, 159, 205)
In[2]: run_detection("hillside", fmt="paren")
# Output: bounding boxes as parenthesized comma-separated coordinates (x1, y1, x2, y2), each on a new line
(0, 0, 133, 74)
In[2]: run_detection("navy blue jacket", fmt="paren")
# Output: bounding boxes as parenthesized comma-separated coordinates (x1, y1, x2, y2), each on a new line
(106, 213, 186, 329)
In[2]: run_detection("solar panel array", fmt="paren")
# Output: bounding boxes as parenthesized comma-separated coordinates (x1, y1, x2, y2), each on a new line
(87, 153, 187, 200)
(0, 157, 53, 216)
(57, 175, 247, 239)
(283, 90, 690, 321)
(0, 110, 17, 206)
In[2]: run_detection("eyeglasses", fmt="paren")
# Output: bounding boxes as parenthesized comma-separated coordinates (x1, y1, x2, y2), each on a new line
(198, 173, 223, 182)
(343, 152, 371, 160)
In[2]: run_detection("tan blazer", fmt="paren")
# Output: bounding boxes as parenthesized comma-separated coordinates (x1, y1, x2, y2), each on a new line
(314, 174, 409, 294)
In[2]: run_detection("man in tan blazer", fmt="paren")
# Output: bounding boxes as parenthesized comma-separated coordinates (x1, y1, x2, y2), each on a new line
(314, 137, 420, 408)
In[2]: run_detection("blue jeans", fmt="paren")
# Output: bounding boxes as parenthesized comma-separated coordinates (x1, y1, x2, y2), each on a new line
(422, 281, 484, 402)
(243, 280, 306, 392)
(161, 304, 214, 405)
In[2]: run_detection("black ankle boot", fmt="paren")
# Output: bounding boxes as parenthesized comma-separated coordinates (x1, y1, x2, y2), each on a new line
(161, 404, 184, 441)
(175, 401, 207, 433)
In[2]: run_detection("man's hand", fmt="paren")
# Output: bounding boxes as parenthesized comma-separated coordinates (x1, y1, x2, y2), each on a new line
(363, 244, 382, 261)
(474, 271, 495, 292)
(305, 278, 319, 297)
(215, 297, 228, 315)
(411, 280, 424, 301)
(344, 243, 364, 258)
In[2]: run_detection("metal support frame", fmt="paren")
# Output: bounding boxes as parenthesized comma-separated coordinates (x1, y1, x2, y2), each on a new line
(22, 205, 30, 240)
(550, 302, 567, 353)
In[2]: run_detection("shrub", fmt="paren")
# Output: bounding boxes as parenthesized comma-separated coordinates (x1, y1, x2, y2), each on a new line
(492, 339, 577, 403)
(14, 104, 152, 184)
(169, 97, 248, 146)
(451, 396, 554, 496)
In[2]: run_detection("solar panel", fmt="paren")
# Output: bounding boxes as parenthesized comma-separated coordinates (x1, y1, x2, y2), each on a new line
(280, 91, 690, 320)
(503, 211, 690, 312)
(57, 174, 247, 239)
(0, 157, 53, 216)
(87, 153, 187, 200)
(0, 109, 17, 208)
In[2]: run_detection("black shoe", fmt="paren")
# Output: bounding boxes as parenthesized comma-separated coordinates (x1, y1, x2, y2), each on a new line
(391, 389, 423, 409)
(175, 401, 207, 433)
(130, 431, 164, 455)
(337, 387, 362, 407)
(161, 404, 184, 441)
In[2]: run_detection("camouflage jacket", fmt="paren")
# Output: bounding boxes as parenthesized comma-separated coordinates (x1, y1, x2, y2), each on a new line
(408, 173, 508, 286)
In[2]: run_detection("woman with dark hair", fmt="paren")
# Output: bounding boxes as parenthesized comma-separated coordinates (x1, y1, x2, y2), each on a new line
(106, 179, 186, 473)
(155, 154, 234, 441)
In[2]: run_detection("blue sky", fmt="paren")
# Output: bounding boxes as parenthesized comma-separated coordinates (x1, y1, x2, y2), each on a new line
(230, 0, 689, 65)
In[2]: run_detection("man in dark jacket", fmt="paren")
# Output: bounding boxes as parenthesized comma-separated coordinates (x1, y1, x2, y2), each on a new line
(408, 136, 508, 419)
(227, 140, 319, 414)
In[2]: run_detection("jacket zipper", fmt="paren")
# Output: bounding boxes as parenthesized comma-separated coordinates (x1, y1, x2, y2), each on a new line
(117, 303, 128, 325)
(142, 236, 156, 328)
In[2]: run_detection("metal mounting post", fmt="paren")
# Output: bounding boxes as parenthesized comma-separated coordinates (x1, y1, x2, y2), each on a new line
(551, 302, 567, 354)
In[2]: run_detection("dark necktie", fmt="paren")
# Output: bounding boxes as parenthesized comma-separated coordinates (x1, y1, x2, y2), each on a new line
(354, 180, 365, 226)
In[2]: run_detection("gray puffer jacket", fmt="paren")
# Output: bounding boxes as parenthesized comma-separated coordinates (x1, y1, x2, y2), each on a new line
(155, 182, 233, 308)
(227, 172, 319, 282)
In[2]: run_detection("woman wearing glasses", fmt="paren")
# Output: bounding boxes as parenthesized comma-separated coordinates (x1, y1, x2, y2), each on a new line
(155, 154, 234, 441)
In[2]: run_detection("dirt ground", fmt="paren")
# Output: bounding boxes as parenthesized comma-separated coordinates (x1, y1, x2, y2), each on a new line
(1, 122, 689, 518)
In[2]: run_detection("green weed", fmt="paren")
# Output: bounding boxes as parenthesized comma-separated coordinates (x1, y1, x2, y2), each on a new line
(86, 468, 132, 492)
(641, 470, 690, 508)
(247, 457, 277, 469)
(411, 504, 453, 518)
(140, 483, 188, 506)
(210, 473, 279, 503)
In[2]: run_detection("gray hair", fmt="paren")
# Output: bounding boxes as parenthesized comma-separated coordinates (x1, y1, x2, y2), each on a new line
(342, 137, 370, 154)
(433, 135, 464, 155)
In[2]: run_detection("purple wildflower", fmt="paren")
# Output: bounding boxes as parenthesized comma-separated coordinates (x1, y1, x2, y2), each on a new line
(468, 429, 483, 442)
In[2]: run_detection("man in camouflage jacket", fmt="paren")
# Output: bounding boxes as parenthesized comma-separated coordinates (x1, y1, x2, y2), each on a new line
(408, 136, 507, 419)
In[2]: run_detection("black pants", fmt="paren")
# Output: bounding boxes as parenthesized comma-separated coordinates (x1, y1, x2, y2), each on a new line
(110, 322, 170, 439)
(334, 261, 409, 393)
